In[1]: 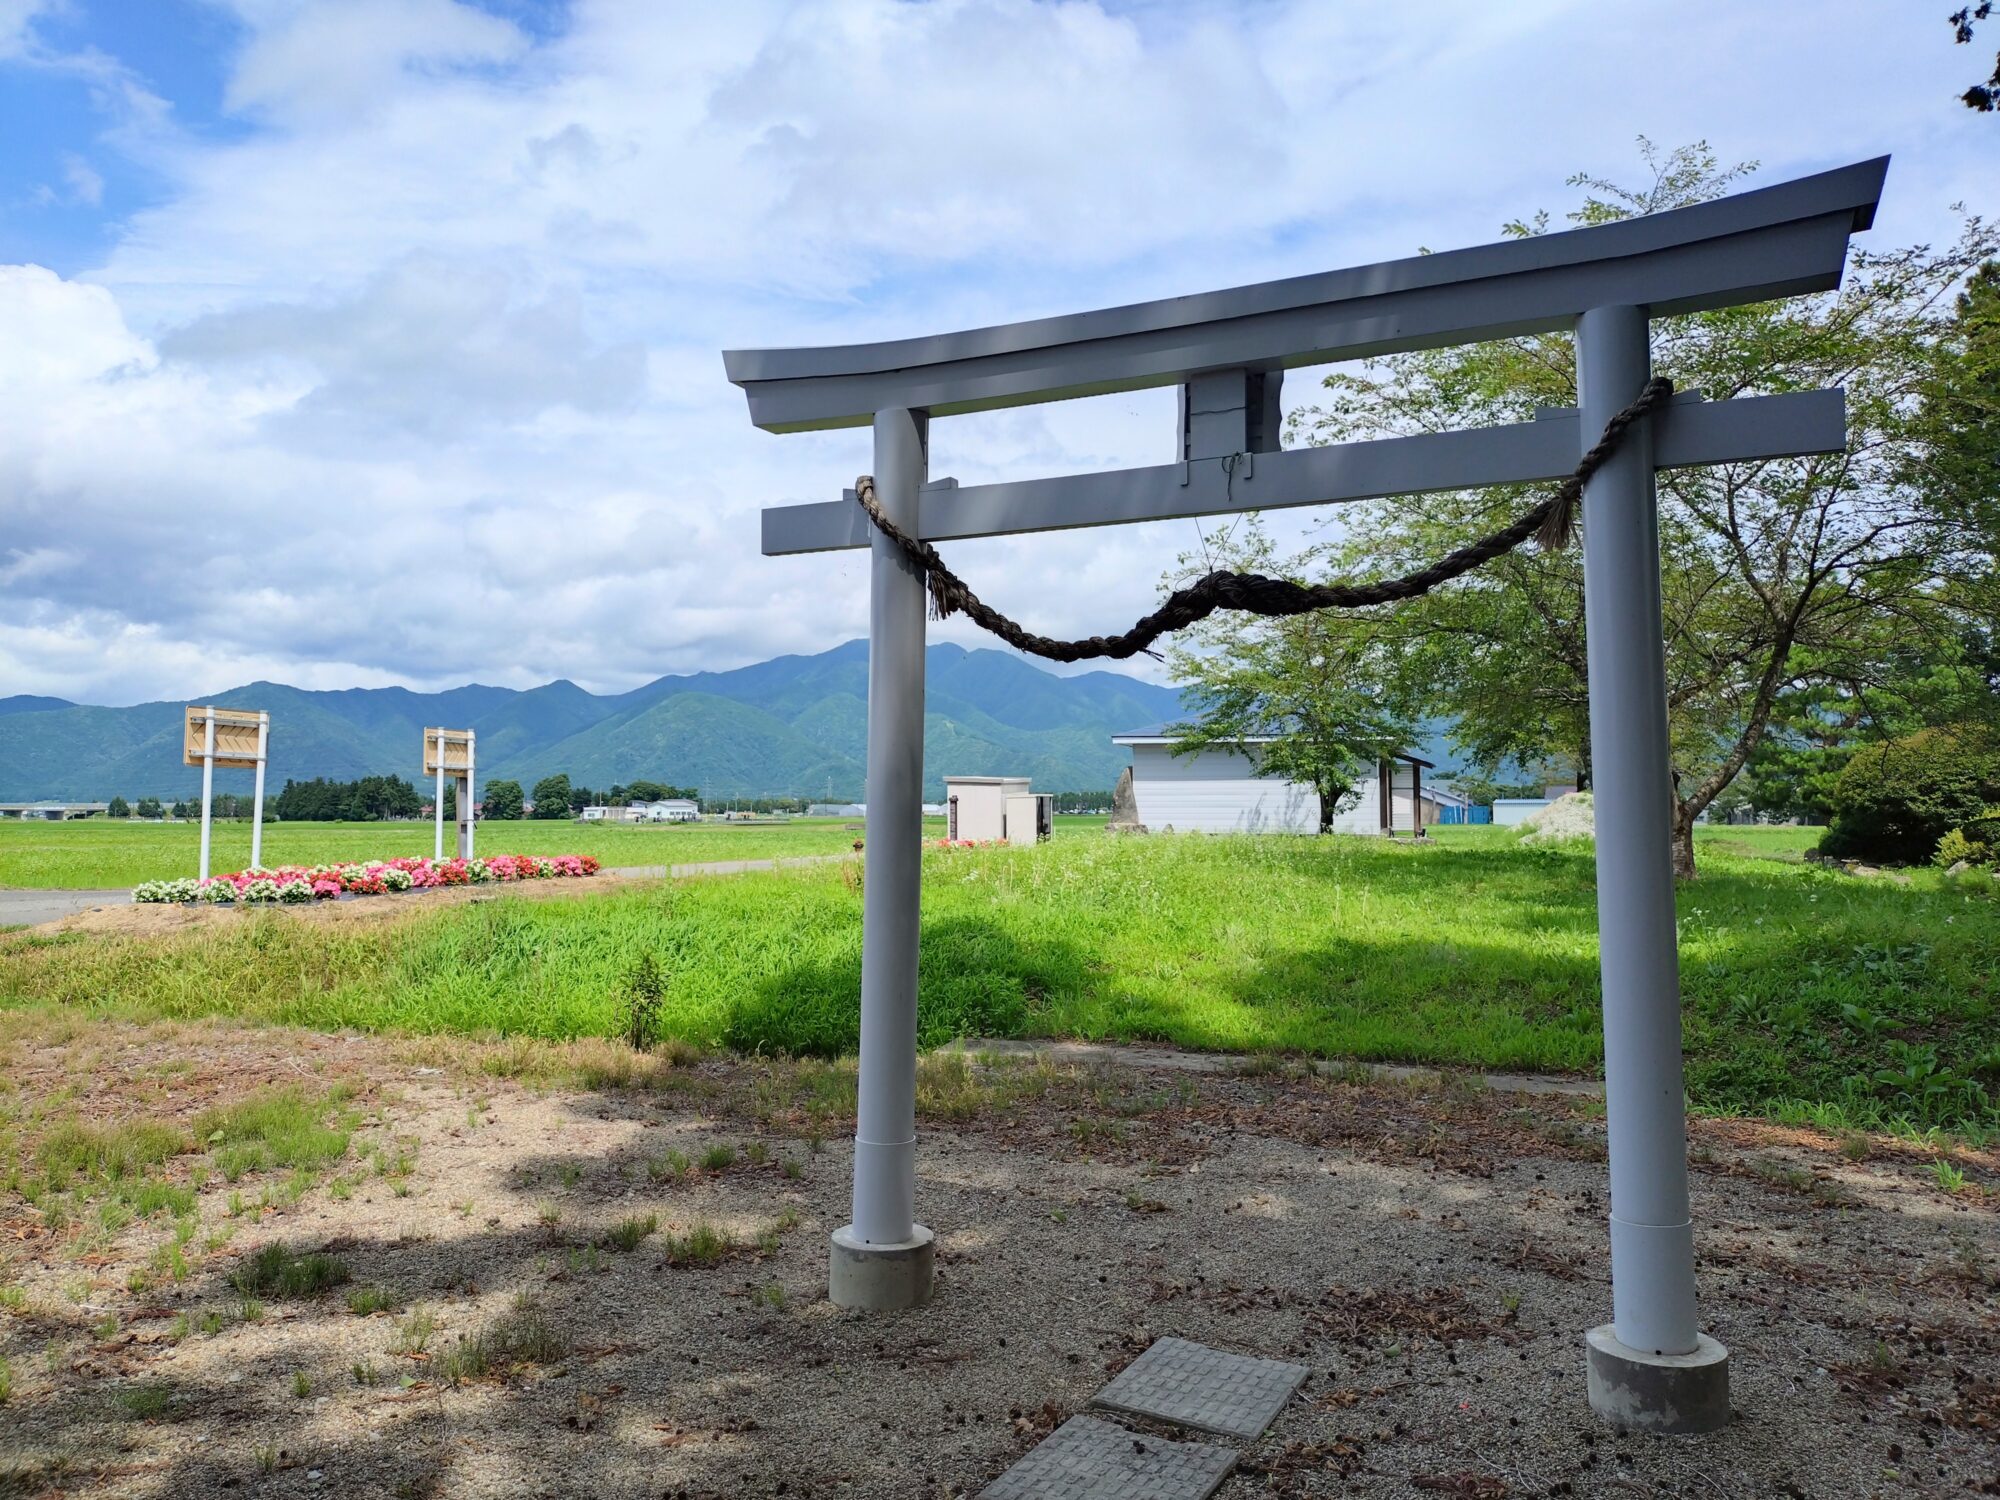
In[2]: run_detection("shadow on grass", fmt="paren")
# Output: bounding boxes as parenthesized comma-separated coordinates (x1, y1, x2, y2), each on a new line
(1077, 929, 1608, 1074)
(728, 915, 1091, 1057)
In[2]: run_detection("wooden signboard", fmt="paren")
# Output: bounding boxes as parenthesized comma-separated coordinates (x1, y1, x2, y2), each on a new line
(184, 705, 270, 879)
(422, 728, 475, 774)
(184, 706, 268, 768)
(424, 728, 477, 860)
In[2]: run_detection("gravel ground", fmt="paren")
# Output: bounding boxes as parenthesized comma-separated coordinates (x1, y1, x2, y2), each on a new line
(1, 1020, 1994, 1499)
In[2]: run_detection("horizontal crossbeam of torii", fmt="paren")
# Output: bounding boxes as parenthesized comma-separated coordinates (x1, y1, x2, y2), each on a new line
(725, 155, 1889, 1436)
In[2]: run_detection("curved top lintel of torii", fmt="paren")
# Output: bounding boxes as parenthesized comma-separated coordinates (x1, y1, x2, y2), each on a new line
(723, 156, 1888, 434)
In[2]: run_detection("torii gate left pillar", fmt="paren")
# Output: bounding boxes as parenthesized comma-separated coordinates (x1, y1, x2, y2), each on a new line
(826, 406, 936, 1309)
(728, 156, 1887, 1428)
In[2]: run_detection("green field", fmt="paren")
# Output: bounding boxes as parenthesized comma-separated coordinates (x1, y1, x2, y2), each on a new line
(0, 815, 1117, 889)
(4, 825, 1994, 1133)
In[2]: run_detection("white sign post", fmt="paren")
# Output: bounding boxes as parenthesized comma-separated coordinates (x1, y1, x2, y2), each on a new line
(423, 728, 476, 860)
(184, 706, 269, 881)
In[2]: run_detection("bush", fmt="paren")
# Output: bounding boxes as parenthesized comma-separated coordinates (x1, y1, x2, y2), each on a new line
(1935, 809, 2000, 869)
(1819, 729, 2000, 866)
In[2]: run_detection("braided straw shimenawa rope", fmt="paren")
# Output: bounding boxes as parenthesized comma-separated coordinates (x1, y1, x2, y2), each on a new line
(851, 376, 1674, 663)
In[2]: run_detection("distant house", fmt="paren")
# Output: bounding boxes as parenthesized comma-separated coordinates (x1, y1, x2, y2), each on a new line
(579, 800, 701, 823)
(0, 801, 109, 820)
(1109, 725, 1445, 835)
(1428, 784, 1475, 823)
(1491, 785, 1578, 826)
(635, 799, 700, 822)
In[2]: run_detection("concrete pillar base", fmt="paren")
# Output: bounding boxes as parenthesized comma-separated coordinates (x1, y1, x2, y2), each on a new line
(1586, 1325, 1730, 1433)
(829, 1224, 934, 1311)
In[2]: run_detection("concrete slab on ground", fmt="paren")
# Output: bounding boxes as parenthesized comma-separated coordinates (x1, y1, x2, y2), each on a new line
(1089, 1336, 1306, 1440)
(0, 889, 131, 926)
(980, 1415, 1236, 1500)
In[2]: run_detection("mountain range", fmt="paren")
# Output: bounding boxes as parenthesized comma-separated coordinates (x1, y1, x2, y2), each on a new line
(0, 640, 1188, 803)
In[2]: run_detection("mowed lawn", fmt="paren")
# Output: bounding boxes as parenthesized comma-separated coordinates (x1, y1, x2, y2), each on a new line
(3, 825, 1995, 1131)
(0, 815, 1115, 888)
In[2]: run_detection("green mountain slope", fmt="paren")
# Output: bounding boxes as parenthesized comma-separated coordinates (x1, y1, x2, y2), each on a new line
(502, 692, 859, 798)
(3, 641, 1183, 801)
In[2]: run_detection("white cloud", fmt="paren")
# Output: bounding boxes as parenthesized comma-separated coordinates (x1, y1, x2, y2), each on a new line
(0, 0, 1986, 706)
(0, 0, 52, 56)
(219, 0, 527, 124)
(58, 149, 103, 204)
(158, 252, 646, 437)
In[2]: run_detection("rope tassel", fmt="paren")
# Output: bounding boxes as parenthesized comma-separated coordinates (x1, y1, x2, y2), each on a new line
(851, 376, 1671, 664)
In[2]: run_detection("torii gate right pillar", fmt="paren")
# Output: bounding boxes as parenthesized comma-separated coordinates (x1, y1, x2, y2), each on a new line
(1576, 305, 1729, 1431)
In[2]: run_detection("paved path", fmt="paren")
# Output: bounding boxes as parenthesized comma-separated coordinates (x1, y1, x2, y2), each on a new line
(0, 889, 131, 927)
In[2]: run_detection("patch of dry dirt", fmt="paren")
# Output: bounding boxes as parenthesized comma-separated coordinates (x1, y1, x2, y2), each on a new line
(0, 1018, 1995, 1499)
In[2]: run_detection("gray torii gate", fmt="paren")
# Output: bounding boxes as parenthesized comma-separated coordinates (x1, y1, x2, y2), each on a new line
(726, 156, 1887, 1432)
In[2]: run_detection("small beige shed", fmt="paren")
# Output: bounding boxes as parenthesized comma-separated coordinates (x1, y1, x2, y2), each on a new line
(942, 775, 1051, 846)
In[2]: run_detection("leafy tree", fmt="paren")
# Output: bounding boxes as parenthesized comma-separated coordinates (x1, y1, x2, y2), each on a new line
(107, 796, 129, 818)
(1284, 140, 1997, 877)
(1915, 259, 2000, 714)
(135, 797, 163, 819)
(1050, 790, 1112, 813)
(441, 782, 456, 821)
(1819, 727, 2000, 864)
(483, 779, 525, 820)
(1952, 4, 2000, 111)
(273, 776, 421, 822)
(531, 774, 574, 820)
(171, 800, 190, 819)
(1166, 525, 1406, 833)
(623, 780, 699, 803)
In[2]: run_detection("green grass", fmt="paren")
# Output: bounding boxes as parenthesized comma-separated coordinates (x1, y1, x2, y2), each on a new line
(346, 1284, 403, 1317)
(116, 1382, 172, 1421)
(662, 1221, 733, 1267)
(231, 1242, 351, 1298)
(35, 1120, 187, 1184)
(603, 1212, 659, 1251)
(2, 826, 1994, 1128)
(0, 814, 1108, 889)
(437, 1295, 566, 1385)
(194, 1086, 353, 1181)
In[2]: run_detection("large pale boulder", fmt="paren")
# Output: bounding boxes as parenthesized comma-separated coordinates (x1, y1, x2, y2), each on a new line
(1107, 766, 1146, 833)
(1520, 790, 1596, 844)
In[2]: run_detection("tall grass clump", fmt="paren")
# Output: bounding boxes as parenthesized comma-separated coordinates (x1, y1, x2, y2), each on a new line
(194, 1087, 352, 1180)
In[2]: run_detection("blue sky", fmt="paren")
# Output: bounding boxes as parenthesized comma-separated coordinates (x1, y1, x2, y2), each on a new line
(0, 0, 236, 267)
(0, 0, 1991, 705)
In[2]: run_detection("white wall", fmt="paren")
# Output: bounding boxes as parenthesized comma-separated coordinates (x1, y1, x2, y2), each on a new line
(1125, 742, 1381, 834)
(1385, 759, 1421, 835)
(945, 779, 1028, 841)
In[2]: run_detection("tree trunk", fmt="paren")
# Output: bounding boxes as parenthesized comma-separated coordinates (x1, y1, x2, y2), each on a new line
(1317, 781, 1335, 835)
(1670, 800, 1698, 882)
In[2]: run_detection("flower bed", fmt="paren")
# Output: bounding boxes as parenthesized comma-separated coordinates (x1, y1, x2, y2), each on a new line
(132, 854, 601, 905)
